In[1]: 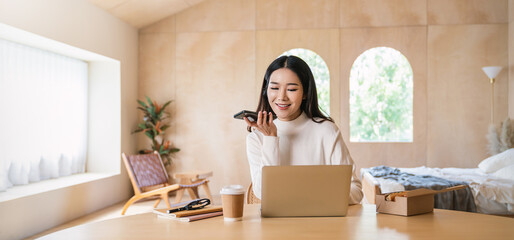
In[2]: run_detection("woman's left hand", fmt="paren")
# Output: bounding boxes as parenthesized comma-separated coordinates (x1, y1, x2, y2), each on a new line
(244, 111, 277, 137)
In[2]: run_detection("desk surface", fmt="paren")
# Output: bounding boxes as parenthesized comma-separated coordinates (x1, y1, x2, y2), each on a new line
(40, 204, 514, 240)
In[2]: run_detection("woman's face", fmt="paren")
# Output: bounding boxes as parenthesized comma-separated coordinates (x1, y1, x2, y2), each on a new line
(267, 68, 304, 121)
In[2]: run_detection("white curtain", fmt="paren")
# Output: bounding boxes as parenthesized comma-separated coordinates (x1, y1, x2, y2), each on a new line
(0, 38, 88, 191)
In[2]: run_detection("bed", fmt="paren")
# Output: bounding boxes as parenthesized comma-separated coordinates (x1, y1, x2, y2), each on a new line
(361, 166, 514, 215)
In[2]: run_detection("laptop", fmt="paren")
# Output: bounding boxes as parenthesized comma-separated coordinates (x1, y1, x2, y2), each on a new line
(260, 165, 352, 217)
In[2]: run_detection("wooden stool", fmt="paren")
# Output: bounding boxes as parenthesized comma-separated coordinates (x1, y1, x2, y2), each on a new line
(173, 171, 213, 203)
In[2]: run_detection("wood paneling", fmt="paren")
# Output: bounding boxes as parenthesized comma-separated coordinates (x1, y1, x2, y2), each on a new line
(174, 31, 255, 191)
(340, 0, 427, 27)
(137, 0, 511, 193)
(427, 24, 508, 167)
(176, 0, 255, 32)
(428, 0, 508, 25)
(138, 33, 177, 152)
(510, 0, 514, 117)
(87, 0, 126, 10)
(88, 0, 206, 28)
(510, 0, 514, 22)
(256, 0, 339, 29)
(140, 15, 176, 34)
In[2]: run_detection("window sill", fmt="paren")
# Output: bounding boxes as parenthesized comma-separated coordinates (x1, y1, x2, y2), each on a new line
(0, 172, 118, 202)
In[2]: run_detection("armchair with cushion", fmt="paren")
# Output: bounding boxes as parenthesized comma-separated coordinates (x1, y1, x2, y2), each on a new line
(121, 152, 211, 215)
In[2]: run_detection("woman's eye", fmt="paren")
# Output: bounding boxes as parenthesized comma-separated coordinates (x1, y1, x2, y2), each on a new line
(270, 88, 279, 90)
(287, 89, 298, 92)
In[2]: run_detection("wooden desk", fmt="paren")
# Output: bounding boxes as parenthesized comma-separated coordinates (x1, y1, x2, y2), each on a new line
(40, 204, 514, 240)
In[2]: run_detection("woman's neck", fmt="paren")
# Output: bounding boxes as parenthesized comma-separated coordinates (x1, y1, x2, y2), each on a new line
(277, 109, 303, 122)
(274, 112, 309, 133)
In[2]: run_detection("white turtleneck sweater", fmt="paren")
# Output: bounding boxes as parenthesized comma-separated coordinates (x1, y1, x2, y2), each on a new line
(246, 112, 363, 204)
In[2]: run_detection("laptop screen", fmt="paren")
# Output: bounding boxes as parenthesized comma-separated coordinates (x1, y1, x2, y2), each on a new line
(260, 165, 352, 217)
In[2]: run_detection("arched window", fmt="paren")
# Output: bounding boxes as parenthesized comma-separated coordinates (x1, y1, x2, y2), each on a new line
(280, 48, 330, 115)
(349, 47, 413, 142)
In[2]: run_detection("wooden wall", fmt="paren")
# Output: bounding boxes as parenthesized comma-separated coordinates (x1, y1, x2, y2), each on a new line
(510, 0, 514, 118)
(138, 0, 509, 194)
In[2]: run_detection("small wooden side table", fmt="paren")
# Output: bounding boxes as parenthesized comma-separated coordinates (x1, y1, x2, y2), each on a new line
(173, 170, 213, 203)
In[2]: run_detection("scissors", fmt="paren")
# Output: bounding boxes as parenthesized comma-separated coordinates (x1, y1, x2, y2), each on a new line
(167, 198, 211, 214)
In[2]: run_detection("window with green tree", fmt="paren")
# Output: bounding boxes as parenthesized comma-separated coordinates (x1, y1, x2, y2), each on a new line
(280, 48, 330, 115)
(349, 47, 413, 142)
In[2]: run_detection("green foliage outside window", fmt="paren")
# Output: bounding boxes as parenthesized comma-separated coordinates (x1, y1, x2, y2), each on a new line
(281, 48, 330, 115)
(349, 47, 413, 142)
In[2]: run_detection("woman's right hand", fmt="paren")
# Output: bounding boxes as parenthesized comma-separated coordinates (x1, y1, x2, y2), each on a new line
(244, 111, 277, 137)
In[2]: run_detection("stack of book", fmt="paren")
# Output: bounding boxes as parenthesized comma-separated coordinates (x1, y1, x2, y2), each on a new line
(153, 202, 223, 222)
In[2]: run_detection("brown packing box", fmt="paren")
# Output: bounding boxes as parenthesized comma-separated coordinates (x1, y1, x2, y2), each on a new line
(375, 185, 467, 216)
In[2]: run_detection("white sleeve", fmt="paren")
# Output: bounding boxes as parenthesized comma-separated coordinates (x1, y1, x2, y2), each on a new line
(329, 130, 363, 205)
(246, 132, 280, 199)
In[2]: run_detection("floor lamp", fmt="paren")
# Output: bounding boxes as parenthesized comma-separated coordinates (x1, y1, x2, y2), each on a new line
(482, 66, 503, 124)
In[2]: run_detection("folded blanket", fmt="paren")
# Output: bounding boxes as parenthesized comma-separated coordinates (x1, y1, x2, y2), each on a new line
(368, 166, 477, 212)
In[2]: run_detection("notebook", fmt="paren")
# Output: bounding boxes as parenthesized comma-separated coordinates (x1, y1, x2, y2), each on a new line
(153, 206, 223, 218)
(260, 165, 352, 217)
(153, 209, 223, 222)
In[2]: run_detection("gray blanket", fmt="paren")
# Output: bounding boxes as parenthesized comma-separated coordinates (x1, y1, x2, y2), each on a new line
(368, 166, 477, 212)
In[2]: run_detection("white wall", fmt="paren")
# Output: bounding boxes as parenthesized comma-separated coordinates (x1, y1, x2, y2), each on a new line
(0, 0, 138, 239)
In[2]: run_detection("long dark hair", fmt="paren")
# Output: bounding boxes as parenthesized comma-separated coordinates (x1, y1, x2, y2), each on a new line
(252, 55, 332, 130)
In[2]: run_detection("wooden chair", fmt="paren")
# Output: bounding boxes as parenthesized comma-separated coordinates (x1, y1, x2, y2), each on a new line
(246, 183, 261, 204)
(121, 151, 211, 215)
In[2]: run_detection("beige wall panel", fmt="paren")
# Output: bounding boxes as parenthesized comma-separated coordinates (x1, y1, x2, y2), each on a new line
(340, 27, 428, 170)
(175, 31, 255, 193)
(510, 1, 514, 117)
(507, 21, 514, 119)
(427, 24, 508, 168)
(108, 0, 189, 28)
(140, 15, 176, 34)
(256, 0, 339, 30)
(87, 0, 126, 10)
(185, 0, 205, 5)
(255, 29, 341, 124)
(428, 0, 508, 25)
(510, 0, 514, 22)
(340, 0, 427, 27)
(137, 33, 177, 154)
(176, 0, 255, 32)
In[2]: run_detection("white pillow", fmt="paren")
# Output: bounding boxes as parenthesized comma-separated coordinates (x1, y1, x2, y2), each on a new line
(8, 161, 30, 185)
(59, 154, 72, 177)
(28, 158, 41, 183)
(478, 148, 514, 173)
(493, 164, 514, 181)
(0, 161, 12, 192)
(40, 154, 60, 180)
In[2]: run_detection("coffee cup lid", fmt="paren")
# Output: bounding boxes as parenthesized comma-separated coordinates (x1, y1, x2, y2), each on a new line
(220, 185, 245, 195)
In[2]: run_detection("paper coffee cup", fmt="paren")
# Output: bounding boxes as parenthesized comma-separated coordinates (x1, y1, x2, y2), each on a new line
(220, 185, 245, 221)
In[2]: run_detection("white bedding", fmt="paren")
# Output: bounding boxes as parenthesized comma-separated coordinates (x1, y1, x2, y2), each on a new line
(362, 166, 514, 215)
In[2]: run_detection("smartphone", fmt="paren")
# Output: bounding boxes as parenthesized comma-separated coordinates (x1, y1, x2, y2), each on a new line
(233, 110, 277, 122)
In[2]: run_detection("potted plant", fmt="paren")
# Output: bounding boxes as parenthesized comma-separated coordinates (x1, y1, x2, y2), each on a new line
(132, 96, 179, 166)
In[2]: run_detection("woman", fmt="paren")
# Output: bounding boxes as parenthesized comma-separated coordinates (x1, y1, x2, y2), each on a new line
(245, 55, 363, 204)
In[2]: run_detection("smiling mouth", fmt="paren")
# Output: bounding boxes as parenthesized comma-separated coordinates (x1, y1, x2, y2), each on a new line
(276, 103, 291, 110)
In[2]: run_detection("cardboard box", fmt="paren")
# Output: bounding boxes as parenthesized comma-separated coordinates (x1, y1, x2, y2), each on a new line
(375, 185, 466, 216)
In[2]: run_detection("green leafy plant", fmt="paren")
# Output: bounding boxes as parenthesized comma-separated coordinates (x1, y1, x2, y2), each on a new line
(132, 96, 179, 166)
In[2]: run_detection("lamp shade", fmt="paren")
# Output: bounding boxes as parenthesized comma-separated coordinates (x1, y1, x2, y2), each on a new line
(482, 66, 503, 79)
